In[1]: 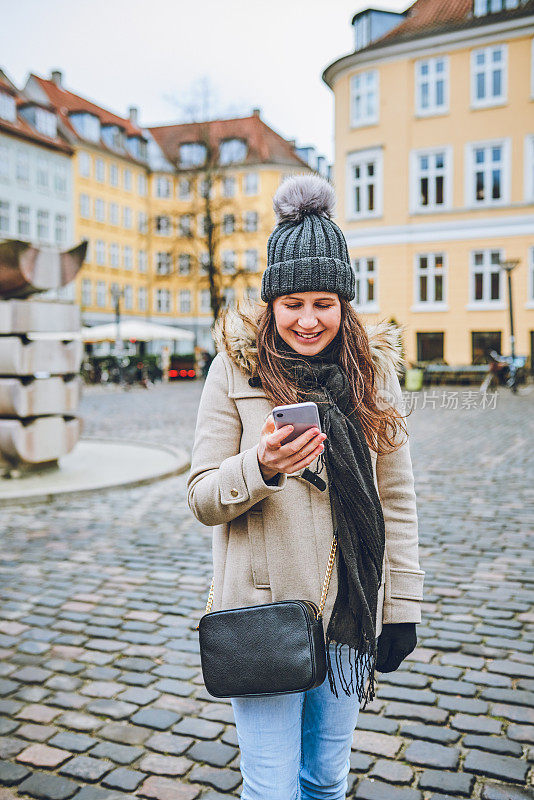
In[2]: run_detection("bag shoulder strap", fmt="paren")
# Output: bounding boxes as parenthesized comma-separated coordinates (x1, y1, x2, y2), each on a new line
(195, 534, 337, 630)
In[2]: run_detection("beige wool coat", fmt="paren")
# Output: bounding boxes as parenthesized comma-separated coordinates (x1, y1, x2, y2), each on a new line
(187, 304, 425, 641)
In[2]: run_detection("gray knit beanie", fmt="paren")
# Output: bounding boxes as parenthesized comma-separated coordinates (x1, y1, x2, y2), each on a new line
(260, 174, 355, 302)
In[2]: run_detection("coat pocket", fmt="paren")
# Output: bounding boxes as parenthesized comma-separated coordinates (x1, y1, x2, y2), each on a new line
(247, 509, 270, 589)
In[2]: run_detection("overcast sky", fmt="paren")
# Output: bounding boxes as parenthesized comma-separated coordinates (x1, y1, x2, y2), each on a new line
(4, 0, 409, 163)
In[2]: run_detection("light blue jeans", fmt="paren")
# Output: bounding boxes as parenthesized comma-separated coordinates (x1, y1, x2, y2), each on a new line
(230, 641, 371, 800)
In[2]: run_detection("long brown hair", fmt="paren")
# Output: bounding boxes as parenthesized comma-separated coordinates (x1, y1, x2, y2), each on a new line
(255, 298, 411, 456)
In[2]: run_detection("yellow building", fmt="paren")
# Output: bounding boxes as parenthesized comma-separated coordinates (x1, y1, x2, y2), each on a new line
(323, 0, 534, 367)
(24, 71, 151, 329)
(146, 111, 314, 351)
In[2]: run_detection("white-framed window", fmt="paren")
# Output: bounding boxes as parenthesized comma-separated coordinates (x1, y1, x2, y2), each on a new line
(219, 138, 247, 164)
(54, 167, 67, 195)
(0, 144, 9, 181)
(0, 91, 16, 122)
(468, 248, 504, 307)
(109, 163, 119, 187)
(70, 112, 100, 142)
(474, 0, 524, 16)
(528, 246, 534, 305)
(199, 252, 210, 274)
(55, 214, 67, 245)
(36, 156, 49, 190)
(471, 44, 507, 108)
(223, 213, 235, 234)
(16, 151, 29, 184)
(137, 249, 147, 273)
(109, 202, 119, 226)
(410, 147, 452, 212)
(179, 214, 191, 236)
(138, 286, 148, 311)
(179, 289, 191, 313)
(350, 69, 379, 127)
(156, 175, 172, 198)
(351, 257, 378, 310)
(123, 206, 132, 229)
(156, 251, 172, 275)
(79, 193, 90, 219)
(198, 214, 209, 236)
(244, 210, 258, 232)
(155, 288, 171, 313)
(199, 178, 212, 199)
(0, 200, 9, 233)
(79, 151, 91, 178)
(245, 249, 259, 272)
(95, 198, 105, 223)
(199, 289, 211, 312)
(178, 254, 191, 275)
(178, 178, 191, 199)
(96, 240, 106, 266)
(346, 147, 383, 219)
(525, 134, 534, 201)
(137, 172, 148, 196)
(465, 139, 510, 207)
(123, 168, 132, 191)
(179, 142, 206, 167)
(81, 279, 92, 307)
(123, 284, 133, 310)
(415, 56, 448, 116)
(34, 108, 57, 138)
(17, 205, 30, 237)
(95, 157, 105, 182)
(137, 212, 148, 234)
(156, 215, 171, 236)
(123, 245, 133, 270)
(245, 285, 259, 302)
(222, 250, 236, 273)
(96, 280, 106, 307)
(37, 210, 49, 241)
(223, 176, 236, 197)
(109, 242, 120, 268)
(413, 253, 447, 307)
(244, 172, 259, 195)
(223, 286, 236, 307)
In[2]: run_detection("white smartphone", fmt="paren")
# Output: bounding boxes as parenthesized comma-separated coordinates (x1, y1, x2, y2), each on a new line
(272, 401, 322, 445)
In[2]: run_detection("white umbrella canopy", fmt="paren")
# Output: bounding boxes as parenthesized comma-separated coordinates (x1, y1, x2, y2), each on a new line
(81, 320, 195, 343)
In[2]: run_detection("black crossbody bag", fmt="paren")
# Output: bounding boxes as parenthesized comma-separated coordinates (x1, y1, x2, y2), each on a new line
(195, 534, 337, 698)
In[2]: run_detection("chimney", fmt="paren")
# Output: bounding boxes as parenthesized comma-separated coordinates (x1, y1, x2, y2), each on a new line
(128, 105, 139, 126)
(252, 107, 261, 118)
(51, 70, 63, 87)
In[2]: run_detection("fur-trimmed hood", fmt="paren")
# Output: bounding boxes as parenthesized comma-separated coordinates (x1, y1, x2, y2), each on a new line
(212, 298, 406, 386)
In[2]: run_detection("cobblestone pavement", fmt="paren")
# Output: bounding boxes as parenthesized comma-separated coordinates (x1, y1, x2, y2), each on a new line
(0, 379, 533, 800)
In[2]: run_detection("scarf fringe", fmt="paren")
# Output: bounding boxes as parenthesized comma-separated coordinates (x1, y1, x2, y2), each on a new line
(325, 634, 378, 711)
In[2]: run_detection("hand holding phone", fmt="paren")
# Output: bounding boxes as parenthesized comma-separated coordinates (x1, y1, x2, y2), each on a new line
(257, 402, 327, 481)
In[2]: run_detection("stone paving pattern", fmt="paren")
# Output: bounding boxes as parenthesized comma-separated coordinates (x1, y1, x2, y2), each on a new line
(0, 380, 533, 799)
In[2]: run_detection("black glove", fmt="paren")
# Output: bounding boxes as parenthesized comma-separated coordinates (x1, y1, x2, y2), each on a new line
(376, 622, 417, 672)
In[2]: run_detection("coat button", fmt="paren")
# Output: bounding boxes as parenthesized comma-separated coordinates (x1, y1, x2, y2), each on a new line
(230, 489, 239, 497)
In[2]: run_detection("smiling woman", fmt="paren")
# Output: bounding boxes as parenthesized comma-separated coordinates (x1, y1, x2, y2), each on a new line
(187, 174, 424, 800)
(273, 291, 341, 351)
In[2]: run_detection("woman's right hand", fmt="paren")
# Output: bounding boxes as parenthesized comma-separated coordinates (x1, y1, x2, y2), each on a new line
(257, 413, 327, 481)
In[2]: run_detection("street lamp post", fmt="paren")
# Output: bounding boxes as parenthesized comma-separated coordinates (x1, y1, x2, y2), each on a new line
(111, 285, 125, 385)
(498, 258, 520, 360)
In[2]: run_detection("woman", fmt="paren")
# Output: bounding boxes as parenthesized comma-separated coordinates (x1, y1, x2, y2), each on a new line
(187, 174, 425, 800)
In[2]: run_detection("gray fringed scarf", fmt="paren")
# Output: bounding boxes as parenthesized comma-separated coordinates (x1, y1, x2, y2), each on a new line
(268, 329, 385, 708)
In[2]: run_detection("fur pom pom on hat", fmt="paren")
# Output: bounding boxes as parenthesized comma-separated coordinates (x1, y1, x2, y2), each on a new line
(261, 173, 355, 302)
(273, 174, 336, 224)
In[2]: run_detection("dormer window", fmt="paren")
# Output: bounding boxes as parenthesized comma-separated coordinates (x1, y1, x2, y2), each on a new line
(126, 136, 147, 161)
(70, 112, 101, 142)
(102, 124, 124, 150)
(351, 8, 406, 52)
(35, 108, 57, 137)
(179, 142, 206, 168)
(473, 0, 526, 15)
(0, 91, 16, 123)
(219, 138, 247, 165)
